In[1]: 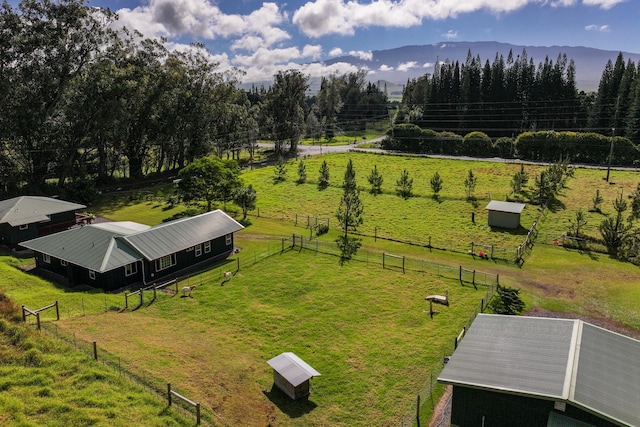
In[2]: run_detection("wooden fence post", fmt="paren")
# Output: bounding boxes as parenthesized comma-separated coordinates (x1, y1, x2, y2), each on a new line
(167, 382, 172, 406)
(93, 341, 98, 360)
(416, 394, 421, 427)
(55, 301, 59, 320)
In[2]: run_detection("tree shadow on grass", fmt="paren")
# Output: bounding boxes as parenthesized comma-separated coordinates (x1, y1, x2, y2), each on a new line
(262, 385, 318, 419)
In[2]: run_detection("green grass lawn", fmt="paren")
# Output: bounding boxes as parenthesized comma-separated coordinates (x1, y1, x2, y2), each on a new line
(1, 245, 487, 427)
(2, 151, 639, 427)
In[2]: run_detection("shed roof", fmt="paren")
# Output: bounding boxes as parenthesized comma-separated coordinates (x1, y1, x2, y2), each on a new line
(267, 352, 321, 387)
(20, 222, 146, 272)
(121, 210, 244, 261)
(485, 200, 526, 214)
(0, 196, 85, 227)
(439, 314, 640, 427)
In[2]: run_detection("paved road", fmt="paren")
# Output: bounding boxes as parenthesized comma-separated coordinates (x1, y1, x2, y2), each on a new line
(258, 137, 640, 173)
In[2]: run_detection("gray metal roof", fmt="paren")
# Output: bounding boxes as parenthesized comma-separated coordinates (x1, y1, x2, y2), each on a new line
(485, 200, 526, 214)
(572, 323, 640, 427)
(19, 222, 145, 272)
(267, 352, 321, 387)
(20, 210, 244, 273)
(439, 314, 577, 399)
(439, 314, 640, 427)
(121, 210, 244, 261)
(0, 196, 86, 226)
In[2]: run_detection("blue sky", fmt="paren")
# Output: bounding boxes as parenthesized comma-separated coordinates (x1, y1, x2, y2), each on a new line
(11, 0, 640, 82)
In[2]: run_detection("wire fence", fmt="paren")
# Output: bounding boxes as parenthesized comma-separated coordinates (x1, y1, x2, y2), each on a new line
(23, 233, 499, 427)
(244, 207, 521, 262)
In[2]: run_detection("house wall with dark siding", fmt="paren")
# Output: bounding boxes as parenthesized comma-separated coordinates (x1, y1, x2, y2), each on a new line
(33, 252, 141, 291)
(38, 211, 81, 236)
(146, 235, 234, 282)
(451, 386, 619, 427)
(2, 223, 39, 247)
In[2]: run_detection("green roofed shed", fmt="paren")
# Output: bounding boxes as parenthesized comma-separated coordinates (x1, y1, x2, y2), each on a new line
(485, 200, 526, 229)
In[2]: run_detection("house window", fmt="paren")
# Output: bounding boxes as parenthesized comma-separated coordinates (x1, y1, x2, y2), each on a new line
(125, 263, 137, 276)
(225, 234, 232, 246)
(42, 254, 51, 264)
(155, 254, 176, 271)
(60, 260, 68, 267)
(204, 241, 211, 253)
(19, 224, 29, 230)
(195, 244, 202, 257)
(89, 270, 96, 280)
(186, 246, 194, 252)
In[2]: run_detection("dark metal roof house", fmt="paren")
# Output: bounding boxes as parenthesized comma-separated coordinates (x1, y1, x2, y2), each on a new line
(267, 352, 321, 400)
(20, 210, 244, 291)
(439, 314, 640, 427)
(485, 200, 526, 229)
(0, 196, 86, 247)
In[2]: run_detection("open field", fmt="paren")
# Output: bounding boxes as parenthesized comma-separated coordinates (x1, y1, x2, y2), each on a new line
(1, 244, 489, 427)
(2, 151, 639, 426)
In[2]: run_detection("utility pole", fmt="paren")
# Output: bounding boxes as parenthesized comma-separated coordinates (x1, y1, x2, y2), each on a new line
(606, 127, 614, 182)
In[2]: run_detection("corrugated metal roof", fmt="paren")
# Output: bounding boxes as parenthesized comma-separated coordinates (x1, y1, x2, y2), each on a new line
(121, 210, 244, 261)
(19, 222, 143, 272)
(0, 196, 86, 226)
(572, 323, 640, 427)
(439, 314, 640, 427)
(485, 200, 526, 214)
(267, 352, 321, 387)
(439, 314, 576, 399)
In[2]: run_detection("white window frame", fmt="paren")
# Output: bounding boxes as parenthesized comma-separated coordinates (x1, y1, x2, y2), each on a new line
(89, 270, 96, 280)
(60, 259, 68, 267)
(195, 244, 202, 257)
(155, 254, 176, 271)
(19, 224, 29, 230)
(42, 254, 51, 264)
(186, 246, 194, 252)
(125, 263, 137, 277)
(225, 234, 232, 246)
(204, 241, 211, 253)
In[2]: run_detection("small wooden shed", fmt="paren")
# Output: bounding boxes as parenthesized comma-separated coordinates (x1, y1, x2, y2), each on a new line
(267, 352, 321, 400)
(485, 200, 525, 229)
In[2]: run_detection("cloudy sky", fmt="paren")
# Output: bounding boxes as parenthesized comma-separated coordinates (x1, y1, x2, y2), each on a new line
(26, 0, 640, 82)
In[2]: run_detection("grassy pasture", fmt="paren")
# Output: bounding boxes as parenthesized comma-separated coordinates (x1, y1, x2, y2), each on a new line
(0, 317, 191, 427)
(3, 246, 488, 427)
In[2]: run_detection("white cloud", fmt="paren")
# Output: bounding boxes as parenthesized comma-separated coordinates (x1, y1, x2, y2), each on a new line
(550, 0, 576, 7)
(422, 62, 434, 68)
(241, 60, 362, 83)
(293, 0, 540, 37)
(302, 44, 324, 59)
(379, 64, 394, 71)
(397, 61, 418, 72)
(585, 24, 611, 32)
(442, 29, 458, 40)
(582, 0, 627, 9)
(329, 47, 344, 57)
(349, 50, 373, 61)
(113, 0, 289, 48)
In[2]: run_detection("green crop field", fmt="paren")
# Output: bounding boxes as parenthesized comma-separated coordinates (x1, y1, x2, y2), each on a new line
(2, 151, 639, 427)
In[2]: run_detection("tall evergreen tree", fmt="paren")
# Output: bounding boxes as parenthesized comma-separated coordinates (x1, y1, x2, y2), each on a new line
(336, 159, 363, 263)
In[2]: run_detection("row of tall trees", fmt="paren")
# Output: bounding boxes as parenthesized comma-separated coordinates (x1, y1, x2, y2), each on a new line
(0, 0, 388, 198)
(398, 50, 640, 146)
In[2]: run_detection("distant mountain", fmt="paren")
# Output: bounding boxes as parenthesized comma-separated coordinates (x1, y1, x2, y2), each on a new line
(320, 41, 640, 92)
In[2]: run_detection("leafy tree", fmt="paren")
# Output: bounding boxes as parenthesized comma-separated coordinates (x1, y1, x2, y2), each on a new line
(296, 160, 307, 184)
(273, 156, 287, 183)
(234, 185, 257, 220)
(396, 169, 413, 199)
(569, 209, 588, 238)
(592, 189, 604, 212)
(464, 169, 477, 200)
(177, 156, 241, 211)
(367, 165, 384, 195)
(318, 160, 330, 189)
(599, 192, 633, 258)
(430, 172, 443, 198)
(336, 159, 363, 264)
(264, 70, 309, 155)
(488, 284, 525, 315)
